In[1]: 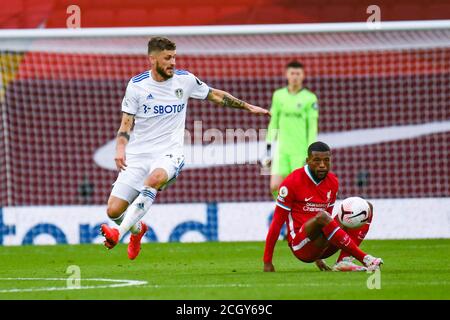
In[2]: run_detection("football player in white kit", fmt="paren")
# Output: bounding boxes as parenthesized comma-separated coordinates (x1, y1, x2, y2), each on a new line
(101, 37, 270, 259)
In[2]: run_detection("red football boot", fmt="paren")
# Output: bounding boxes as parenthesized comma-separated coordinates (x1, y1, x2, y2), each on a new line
(128, 222, 149, 260)
(100, 224, 119, 249)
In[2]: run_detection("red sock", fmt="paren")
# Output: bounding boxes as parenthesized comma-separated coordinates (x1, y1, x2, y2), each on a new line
(337, 222, 370, 262)
(322, 219, 367, 264)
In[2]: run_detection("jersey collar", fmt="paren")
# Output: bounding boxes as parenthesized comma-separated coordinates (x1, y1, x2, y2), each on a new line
(286, 86, 305, 95)
(305, 165, 323, 185)
(149, 69, 173, 84)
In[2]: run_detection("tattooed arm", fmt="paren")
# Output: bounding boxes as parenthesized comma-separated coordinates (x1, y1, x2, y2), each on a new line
(115, 112, 135, 171)
(206, 88, 270, 116)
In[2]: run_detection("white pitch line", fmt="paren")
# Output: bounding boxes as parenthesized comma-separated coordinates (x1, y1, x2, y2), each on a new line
(144, 283, 337, 289)
(0, 278, 147, 293)
(1, 278, 447, 293)
(143, 281, 450, 289)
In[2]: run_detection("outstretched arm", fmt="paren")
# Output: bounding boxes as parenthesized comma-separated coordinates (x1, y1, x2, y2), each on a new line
(263, 206, 288, 272)
(207, 88, 270, 116)
(115, 112, 134, 171)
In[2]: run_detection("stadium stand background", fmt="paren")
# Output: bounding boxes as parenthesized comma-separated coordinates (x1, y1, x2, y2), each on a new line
(1, 0, 450, 28)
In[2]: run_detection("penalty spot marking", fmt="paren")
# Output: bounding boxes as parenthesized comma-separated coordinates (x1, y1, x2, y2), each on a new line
(0, 278, 147, 293)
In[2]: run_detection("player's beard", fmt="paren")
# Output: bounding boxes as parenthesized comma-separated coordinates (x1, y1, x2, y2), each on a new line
(155, 62, 173, 80)
(315, 169, 328, 180)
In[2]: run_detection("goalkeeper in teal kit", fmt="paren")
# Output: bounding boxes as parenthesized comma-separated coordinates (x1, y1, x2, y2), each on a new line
(262, 61, 319, 198)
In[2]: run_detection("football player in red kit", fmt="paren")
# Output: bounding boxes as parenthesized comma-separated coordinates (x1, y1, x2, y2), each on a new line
(263, 141, 383, 272)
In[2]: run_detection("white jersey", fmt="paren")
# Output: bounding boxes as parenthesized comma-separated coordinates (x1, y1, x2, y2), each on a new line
(121, 69, 210, 155)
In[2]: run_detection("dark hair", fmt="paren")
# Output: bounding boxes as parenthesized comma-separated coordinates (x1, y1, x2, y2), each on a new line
(148, 37, 176, 54)
(286, 60, 304, 69)
(308, 141, 331, 156)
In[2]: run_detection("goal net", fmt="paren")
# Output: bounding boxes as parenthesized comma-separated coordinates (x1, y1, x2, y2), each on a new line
(1, 21, 449, 206)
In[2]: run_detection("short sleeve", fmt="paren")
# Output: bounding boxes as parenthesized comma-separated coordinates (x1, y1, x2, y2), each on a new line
(189, 73, 210, 100)
(121, 81, 139, 115)
(276, 176, 295, 212)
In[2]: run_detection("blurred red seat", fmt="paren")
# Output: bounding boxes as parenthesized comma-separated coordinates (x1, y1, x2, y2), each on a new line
(116, 9, 151, 27)
(386, 4, 424, 20)
(286, 4, 321, 23)
(320, 4, 356, 22)
(216, 6, 249, 24)
(251, 6, 291, 24)
(184, 6, 218, 25)
(147, 7, 186, 27)
(81, 9, 115, 28)
(424, 4, 450, 20)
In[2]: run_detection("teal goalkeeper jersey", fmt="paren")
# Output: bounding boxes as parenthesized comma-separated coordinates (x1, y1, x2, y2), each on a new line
(266, 87, 319, 156)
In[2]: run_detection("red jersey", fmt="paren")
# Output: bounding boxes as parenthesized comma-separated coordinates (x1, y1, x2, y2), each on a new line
(263, 165, 339, 263)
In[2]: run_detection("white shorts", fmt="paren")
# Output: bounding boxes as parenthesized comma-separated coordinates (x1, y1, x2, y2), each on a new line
(110, 152, 185, 203)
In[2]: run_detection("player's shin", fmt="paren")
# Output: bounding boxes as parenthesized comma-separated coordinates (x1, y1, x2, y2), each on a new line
(337, 222, 370, 262)
(129, 221, 142, 235)
(321, 219, 367, 264)
(118, 187, 157, 239)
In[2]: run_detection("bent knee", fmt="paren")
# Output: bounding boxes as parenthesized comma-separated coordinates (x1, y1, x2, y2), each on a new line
(146, 170, 168, 189)
(106, 198, 128, 218)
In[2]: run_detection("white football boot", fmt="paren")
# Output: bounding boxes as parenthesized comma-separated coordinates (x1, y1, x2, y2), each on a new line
(363, 254, 384, 271)
(332, 256, 367, 272)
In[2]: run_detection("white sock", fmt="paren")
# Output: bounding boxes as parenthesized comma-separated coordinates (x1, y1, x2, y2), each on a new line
(118, 187, 157, 239)
(129, 221, 142, 235)
(111, 212, 125, 226)
(111, 211, 141, 235)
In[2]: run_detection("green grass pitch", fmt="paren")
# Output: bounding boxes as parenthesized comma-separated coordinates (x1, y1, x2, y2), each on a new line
(0, 239, 449, 300)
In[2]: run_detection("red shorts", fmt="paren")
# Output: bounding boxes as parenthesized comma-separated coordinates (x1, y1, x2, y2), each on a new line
(290, 225, 329, 263)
